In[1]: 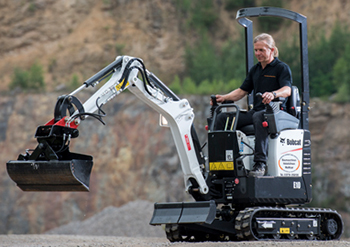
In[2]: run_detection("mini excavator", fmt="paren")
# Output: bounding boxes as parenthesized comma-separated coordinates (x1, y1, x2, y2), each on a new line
(7, 7, 343, 241)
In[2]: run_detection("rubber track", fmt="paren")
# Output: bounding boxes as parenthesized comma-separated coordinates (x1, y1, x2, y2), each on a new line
(234, 206, 343, 241)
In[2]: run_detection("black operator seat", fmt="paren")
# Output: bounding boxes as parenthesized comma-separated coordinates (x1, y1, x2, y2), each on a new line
(238, 85, 301, 136)
(286, 85, 301, 119)
(239, 119, 255, 135)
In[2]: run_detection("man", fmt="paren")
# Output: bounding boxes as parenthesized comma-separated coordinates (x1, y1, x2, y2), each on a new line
(214, 33, 292, 176)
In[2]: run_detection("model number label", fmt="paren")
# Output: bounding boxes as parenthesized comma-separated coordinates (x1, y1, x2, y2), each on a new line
(293, 181, 301, 189)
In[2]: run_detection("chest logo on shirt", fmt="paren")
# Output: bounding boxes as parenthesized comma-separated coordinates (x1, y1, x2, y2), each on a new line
(264, 75, 276, 78)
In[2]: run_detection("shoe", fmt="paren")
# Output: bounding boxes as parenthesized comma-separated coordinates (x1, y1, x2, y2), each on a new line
(249, 162, 266, 177)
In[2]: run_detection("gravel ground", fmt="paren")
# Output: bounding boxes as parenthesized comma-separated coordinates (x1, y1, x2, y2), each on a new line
(0, 235, 349, 247)
(1, 200, 349, 246)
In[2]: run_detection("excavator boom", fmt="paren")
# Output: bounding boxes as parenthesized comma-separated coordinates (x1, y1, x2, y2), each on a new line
(6, 56, 207, 194)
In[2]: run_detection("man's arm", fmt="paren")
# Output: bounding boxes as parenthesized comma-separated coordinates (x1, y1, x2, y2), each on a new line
(216, 88, 248, 103)
(261, 86, 291, 105)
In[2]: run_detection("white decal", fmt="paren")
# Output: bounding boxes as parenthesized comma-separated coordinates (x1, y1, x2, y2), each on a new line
(226, 150, 233, 161)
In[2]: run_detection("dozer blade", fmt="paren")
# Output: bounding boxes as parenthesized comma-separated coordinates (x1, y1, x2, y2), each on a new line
(149, 200, 216, 225)
(6, 159, 93, 191)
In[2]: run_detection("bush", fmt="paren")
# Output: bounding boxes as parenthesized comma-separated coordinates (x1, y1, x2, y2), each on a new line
(169, 75, 183, 95)
(169, 76, 243, 96)
(197, 79, 216, 95)
(70, 74, 80, 90)
(182, 77, 197, 94)
(224, 78, 242, 93)
(10, 62, 45, 91)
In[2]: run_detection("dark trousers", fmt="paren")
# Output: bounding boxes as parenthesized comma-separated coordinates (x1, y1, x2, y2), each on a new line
(216, 110, 268, 163)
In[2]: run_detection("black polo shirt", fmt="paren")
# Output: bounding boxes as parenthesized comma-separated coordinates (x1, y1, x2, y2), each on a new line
(240, 57, 292, 111)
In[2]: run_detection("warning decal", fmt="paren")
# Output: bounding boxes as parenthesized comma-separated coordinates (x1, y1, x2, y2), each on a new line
(184, 134, 191, 151)
(280, 228, 290, 234)
(115, 79, 130, 91)
(209, 162, 234, 171)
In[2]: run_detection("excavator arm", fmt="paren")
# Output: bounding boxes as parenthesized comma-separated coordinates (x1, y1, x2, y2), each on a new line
(6, 56, 208, 195)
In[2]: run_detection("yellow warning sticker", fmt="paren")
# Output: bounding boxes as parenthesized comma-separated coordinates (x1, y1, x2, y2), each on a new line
(115, 79, 130, 91)
(209, 162, 234, 171)
(280, 228, 290, 234)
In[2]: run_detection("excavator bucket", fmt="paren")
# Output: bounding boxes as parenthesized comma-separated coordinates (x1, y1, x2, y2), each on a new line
(149, 200, 216, 225)
(6, 158, 93, 191)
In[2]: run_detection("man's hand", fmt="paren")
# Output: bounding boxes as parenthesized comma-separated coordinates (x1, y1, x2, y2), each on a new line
(211, 88, 247, 105)
(210, 94, 225, 105)
(215, 94, 226, 103)
(261, 92, 275, 104)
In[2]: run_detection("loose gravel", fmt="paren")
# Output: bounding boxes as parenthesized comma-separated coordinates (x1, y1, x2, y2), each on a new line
(45, 200, 164, 237)
(1, 200, 349, 246)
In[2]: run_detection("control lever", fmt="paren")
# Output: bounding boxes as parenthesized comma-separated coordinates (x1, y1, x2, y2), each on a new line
(210, 95, 218, 118)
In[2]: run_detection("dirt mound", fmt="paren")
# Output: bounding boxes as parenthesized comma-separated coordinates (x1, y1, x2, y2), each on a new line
(45, 200, 164, 237)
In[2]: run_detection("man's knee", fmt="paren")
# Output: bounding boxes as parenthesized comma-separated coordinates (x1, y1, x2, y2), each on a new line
(252, 110, 265, 125)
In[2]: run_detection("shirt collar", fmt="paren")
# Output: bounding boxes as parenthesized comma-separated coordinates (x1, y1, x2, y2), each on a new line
(269, 57, 279, 67)
(258, 57, 279, 68)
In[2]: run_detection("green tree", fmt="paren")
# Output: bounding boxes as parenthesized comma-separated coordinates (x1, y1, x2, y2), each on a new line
(189, 0, 218, 30)
(332, 44, 350, 102)
(220, 38, 246, 82)
(184, 33, 219, 84)
(308, 23, 350, 97)
(279, 35, 301, 89)
(174, 0, 218, 31)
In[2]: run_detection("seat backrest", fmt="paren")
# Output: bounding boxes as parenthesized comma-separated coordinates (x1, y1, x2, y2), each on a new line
(286, 86, 301, 119)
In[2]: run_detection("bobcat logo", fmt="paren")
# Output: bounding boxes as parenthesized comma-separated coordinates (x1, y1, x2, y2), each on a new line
(280, 138, 286, 144)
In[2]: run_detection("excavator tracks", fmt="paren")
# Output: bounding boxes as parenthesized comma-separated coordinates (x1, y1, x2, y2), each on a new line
(235, 207, 343, 241)
(164, 206, 343, 242)
(165, 223, 235, 242)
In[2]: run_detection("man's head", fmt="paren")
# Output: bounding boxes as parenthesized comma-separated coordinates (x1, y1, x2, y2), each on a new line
(253, 33, 278, 66)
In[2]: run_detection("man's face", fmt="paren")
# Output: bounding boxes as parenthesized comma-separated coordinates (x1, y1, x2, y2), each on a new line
(254, 41, 274, 64)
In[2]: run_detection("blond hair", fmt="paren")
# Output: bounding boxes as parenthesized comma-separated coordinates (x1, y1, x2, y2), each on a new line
(254, 33, 279, 57)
